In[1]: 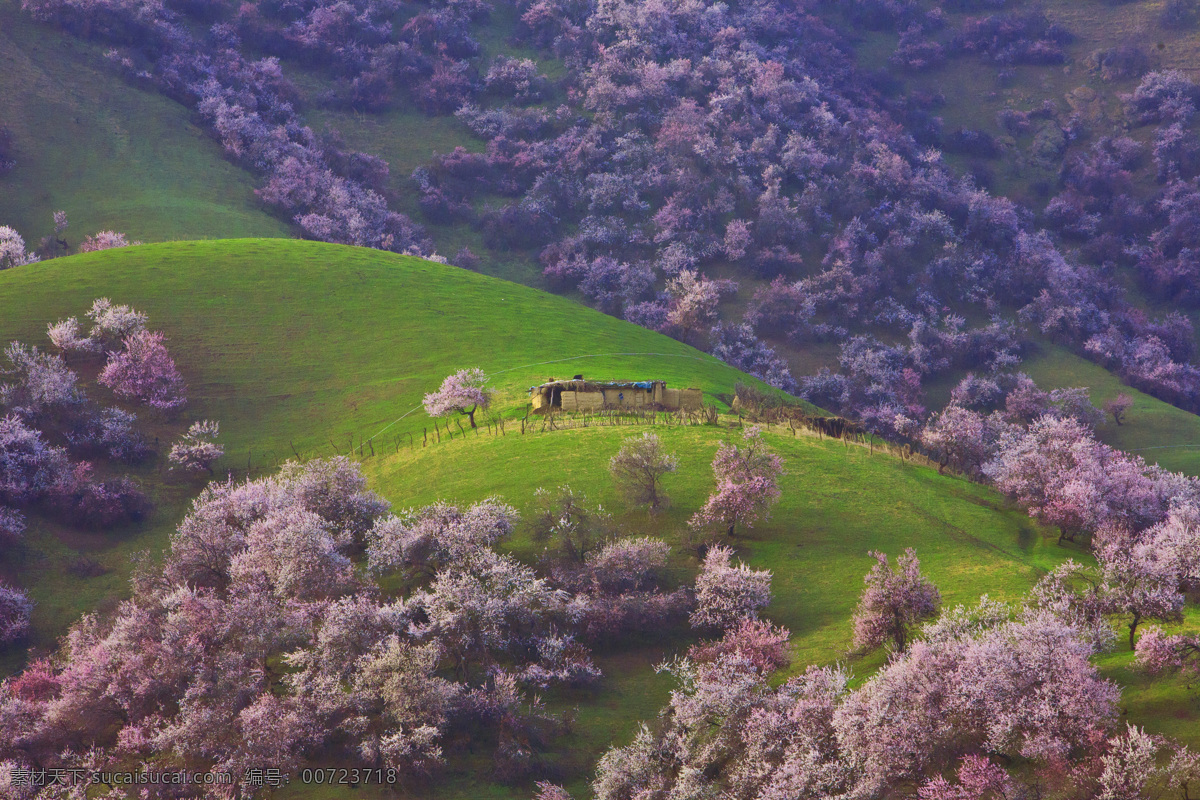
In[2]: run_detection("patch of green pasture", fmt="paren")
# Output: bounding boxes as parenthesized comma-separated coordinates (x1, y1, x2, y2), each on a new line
(1023, 343, 1200, 476)
(0, 240, 768, 460)
(0, 4, 290, 244)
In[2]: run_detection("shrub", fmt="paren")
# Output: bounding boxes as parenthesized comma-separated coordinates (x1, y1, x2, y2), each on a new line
(1087, 45, 1149, 83)
(78, 231, 139, 252)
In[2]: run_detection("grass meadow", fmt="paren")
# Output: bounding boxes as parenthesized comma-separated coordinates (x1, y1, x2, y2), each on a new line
(0, 3, 290, 244)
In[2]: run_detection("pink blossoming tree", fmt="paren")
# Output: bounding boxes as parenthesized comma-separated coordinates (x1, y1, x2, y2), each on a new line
(690, 545, 772, 630)
(0, 581, 32, 645)
(78, 231, 139, 253)
(168, 420, 224, 473)
(424, 368, 493, 428)
(851, 548, 941, 654)
(1136, 625, 1200, 681)
(0, 226, 38, 270)
(98, 330, 186, 410)
(917, 755, 1012, 800)
(1104, 392, 1134, 426)
(690, 427, 783, 538)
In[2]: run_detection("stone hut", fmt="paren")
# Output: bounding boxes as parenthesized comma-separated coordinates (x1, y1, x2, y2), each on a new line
(529, 377, 702, 413)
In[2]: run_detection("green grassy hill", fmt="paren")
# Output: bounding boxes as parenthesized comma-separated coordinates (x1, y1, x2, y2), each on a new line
(0, 240, 1194, 798)
(0, 239, 765, 659)
(0, 3, 289, 244)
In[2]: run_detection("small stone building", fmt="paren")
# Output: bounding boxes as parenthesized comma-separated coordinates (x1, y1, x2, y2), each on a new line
(529, 378, 702, 413)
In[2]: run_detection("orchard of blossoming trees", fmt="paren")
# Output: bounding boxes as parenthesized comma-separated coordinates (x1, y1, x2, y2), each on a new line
(553, 604, 1190, 800)
(0, 397, 1199, 797)
(0, 299, 214, 645)
(513, 401, 1200, 798)
(17, 0, 1200, 424)
(0, 457, 696, 795)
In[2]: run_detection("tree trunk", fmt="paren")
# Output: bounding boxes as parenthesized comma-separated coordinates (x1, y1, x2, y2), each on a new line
(466, 405, 478, 428)
(1129, 611, 1141, 651)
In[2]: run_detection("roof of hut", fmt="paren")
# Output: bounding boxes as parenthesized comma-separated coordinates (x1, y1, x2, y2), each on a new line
(528, 379, 662, 393)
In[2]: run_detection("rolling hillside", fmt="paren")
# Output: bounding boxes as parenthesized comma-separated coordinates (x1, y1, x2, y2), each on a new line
(0, 4, 289, 244)
(0, 240, 1194, 798)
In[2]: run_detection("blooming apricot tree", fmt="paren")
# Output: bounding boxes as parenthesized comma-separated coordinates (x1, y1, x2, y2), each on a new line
(78, 231, 138, 253)
(690, 545, 772, 630)
(424, 368, 492, 428)
(0, 226, 37, 270)
(851, 548, 941, 654)
(690, 427, 783, 538)
(0, 581, 32, 645)
(1105, 393, 1134, 426)
(98, 330, 186, 410)
(168, 420, 223, 473)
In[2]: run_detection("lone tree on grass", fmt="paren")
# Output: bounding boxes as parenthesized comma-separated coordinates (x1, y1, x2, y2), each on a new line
(424, 368, 493, 428)
(690, 426, 783, 539)
(609, 433, 678, 511)
(1104, 392, 1134, 426)
(168, 420, 224, 474)
(852, 548, 941, 654)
